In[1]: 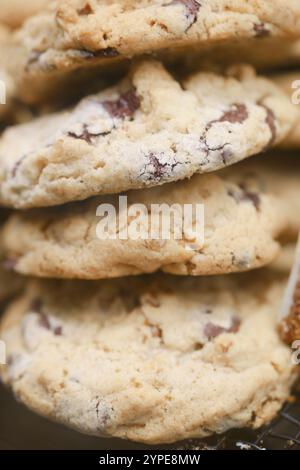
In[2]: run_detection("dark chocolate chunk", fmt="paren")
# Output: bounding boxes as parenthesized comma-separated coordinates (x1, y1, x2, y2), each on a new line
(204, 316, 241, 340)
(103, 89, 140, 119)
(38, 313, 52, 331)
(257, 100, 277, 150)
(254, 23, 270, 38)
(53, 326, 63, 336)
(30, 298, 63, 336)
(228, 184, 261, 211)
(169, 0, 201, 30)
(208, 103, 248, 129)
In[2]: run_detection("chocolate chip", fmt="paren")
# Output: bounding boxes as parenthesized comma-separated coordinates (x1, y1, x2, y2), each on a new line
(209, 103, 249, 128)
(169, 0, 201, 30)
(228, 184, 261, 211)
(77, 3, 93, 15)
(254, 23, 270, 38)
(204, 316, 241, 340)
(38, 313, 51, 330)
(79, 47, 120, 59)
(53, 326, 63, 336)
(204, 323, 224, 340)
(30, 298, 63, 336)
(103, 89, 140, 119)
(68, 124, 110, 144)
(239, 183, 261, 211)
(200, 104, 248, 165)
(38, 313, 62, 336)
(259, 102, 277, 150)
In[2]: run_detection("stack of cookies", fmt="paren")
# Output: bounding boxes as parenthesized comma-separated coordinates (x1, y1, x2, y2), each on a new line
(0, 0, 300, 446)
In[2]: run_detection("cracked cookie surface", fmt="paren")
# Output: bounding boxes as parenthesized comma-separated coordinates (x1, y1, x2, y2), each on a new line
(0, 268, 297, 444)
(0, 61, 296, 209)
(1, 168, 288, 279)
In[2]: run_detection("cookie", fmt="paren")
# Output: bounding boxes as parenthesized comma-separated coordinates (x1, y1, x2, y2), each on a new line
(0, 268, 297, 444)
(1, 168, 288, 279)
(0, 61, 296, 209)
(272, 72, 300, 149)
(5, 0, 300, 104)
(222, 152, 300, 240)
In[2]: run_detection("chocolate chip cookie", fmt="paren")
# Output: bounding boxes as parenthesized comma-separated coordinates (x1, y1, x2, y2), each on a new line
(0, 61, 296, 209)
(6, 0, 300, 103)
(0, 268, 296, 444)
(1, 169, 288, 279)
